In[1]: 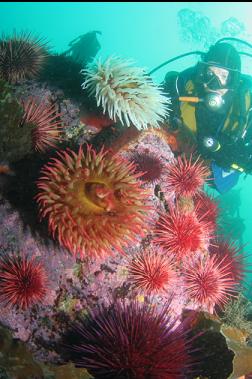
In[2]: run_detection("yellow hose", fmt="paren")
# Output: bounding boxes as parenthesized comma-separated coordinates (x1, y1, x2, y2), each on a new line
(179, 96, 201, 103)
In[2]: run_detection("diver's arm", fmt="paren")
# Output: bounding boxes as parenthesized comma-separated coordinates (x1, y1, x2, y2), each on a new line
(239, 111, 252, 173)
(163, 71, 180, 97)
(232, 90, 252, 173)
(208, 132, 252, 174)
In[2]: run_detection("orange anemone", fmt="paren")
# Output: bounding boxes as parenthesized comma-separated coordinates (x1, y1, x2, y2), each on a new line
(36, 144, 151, 259)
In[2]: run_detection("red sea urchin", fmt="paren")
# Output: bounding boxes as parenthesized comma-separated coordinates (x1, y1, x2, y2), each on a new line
(36, 144, 151, 259)
(194, 192, 219, 233)
(209, 239, 246, 283)
(165, 154, 210, 198)
(21, 97, 62, 153)
(154, 208, 207, 260)
(64, 300, 194, 379)
(0, 31, 48, 83)
(0, 253, 47, 310)
(184, 254, 238, 313)
(127, 247, 177, 294)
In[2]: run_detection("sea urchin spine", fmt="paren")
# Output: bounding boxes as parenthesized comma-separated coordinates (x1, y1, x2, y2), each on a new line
(154, 208, 208, 260)
(0, 253, 47, 310)
(64, 300, 194, 378)
(209, 239, 246, 283)
(21, 97, 62, 153)
(165, 154, 210, 198)
(129, 150, 164, 184)
(0, 31, 48, 83)
(184, 254, 238, 313)
(127, 247, 177, 294)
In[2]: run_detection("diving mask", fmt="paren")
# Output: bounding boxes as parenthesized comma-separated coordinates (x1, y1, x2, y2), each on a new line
(204, 65, 230, 90)
(197, 62, 240, 92)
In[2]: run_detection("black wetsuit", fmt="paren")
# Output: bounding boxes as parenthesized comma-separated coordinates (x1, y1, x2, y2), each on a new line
(163, 67, 252, 173)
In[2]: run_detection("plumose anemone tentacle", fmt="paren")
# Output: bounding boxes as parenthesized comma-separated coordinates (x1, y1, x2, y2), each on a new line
(81, 56, 171, 130)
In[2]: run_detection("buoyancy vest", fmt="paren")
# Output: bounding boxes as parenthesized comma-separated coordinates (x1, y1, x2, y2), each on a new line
(175, 71, 252, 140)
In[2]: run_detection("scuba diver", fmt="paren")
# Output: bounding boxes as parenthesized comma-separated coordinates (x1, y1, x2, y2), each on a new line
(63, 30, 102, 66)
(151, 38, 252, 193)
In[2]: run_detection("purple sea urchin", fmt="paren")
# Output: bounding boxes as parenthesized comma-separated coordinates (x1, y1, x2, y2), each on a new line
(64, 300, 194, 378)
(0, 31, 48, 83)
(129, 150, 164, 184)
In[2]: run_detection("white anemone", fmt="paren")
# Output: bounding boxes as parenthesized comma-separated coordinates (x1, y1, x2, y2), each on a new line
(81, 56, 171, 130)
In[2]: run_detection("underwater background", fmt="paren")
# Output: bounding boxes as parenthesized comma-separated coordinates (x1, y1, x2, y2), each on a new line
(1, 2, 252, 378)
(2, 0, 252, 294)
